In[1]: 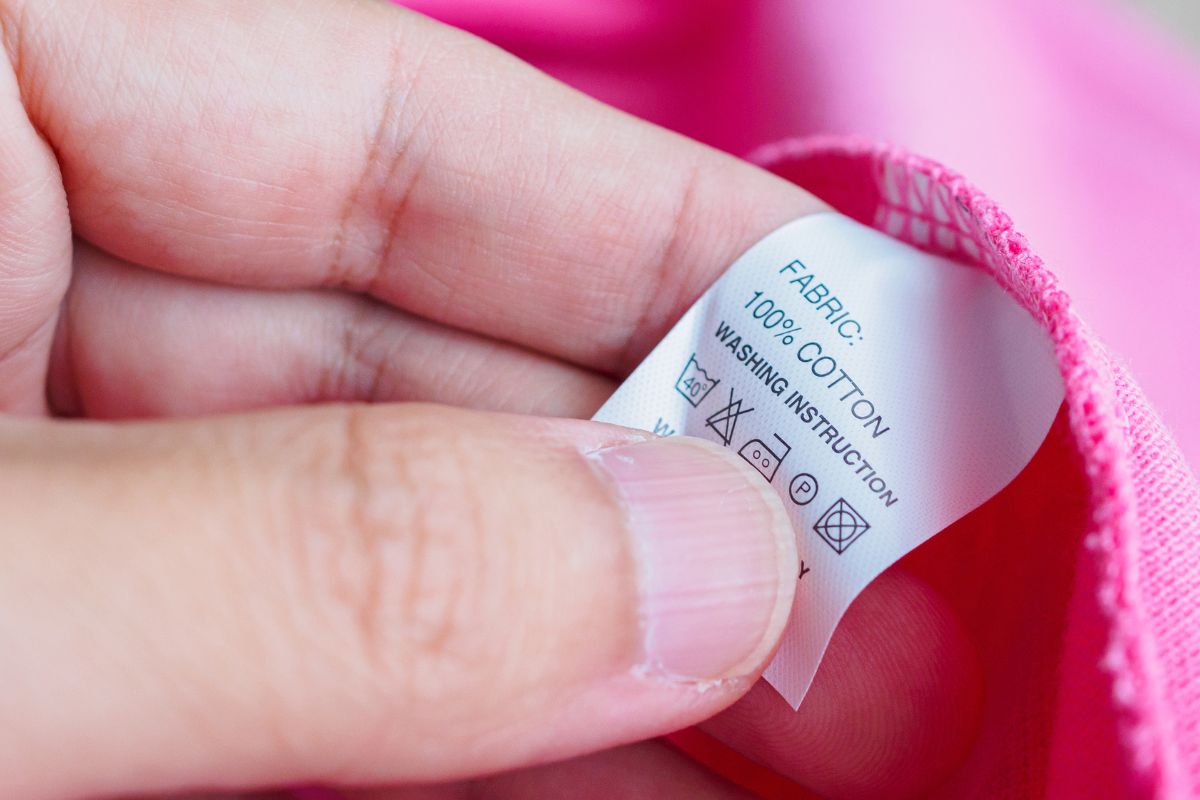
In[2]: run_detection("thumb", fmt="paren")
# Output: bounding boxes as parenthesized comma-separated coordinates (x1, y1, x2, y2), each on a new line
(0, 404, 796, 799)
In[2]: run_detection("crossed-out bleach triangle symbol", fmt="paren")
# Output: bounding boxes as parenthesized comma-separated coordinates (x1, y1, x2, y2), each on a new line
(705, 387, 754, 447)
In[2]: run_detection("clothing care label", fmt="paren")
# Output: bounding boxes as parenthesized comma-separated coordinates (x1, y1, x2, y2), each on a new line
(594, 212, 1063, 708)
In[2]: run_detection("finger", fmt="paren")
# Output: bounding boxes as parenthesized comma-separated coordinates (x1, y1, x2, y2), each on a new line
(0, 29, 70, 413)
(54, 244, 613, 419)
(4, 0, 826, 372)
(59, 256, 978, 800)
(0, 406, 797, 799)
(341, 739, 756, 800)
(700, 569, 982, 799)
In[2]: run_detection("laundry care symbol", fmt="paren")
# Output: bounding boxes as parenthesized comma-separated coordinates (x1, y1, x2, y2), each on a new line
(705, 388, 754, 447)
(813, 498, 871, 554)
(788, 472, 819, 506)
(675, 354, 720, 408)
(738, 434, 791, 483)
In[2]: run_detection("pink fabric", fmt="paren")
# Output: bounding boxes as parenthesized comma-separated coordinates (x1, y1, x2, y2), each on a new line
(753, 139, 1200, 798)
(397, 2, 1200, 796)
(404, 0, 1200, 464)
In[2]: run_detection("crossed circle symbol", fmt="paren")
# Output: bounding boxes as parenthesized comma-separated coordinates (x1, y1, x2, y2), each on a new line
(820, 508, 864, 544)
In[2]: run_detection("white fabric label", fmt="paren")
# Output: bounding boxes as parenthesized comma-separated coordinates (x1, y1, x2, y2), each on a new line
(593, 212, 1062, 708)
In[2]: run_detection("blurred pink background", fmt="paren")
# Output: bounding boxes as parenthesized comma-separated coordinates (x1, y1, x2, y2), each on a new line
(401, 0, 1200, 465)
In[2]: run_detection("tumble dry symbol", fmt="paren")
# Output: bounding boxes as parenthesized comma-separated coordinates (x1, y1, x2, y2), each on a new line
(705, 388, 754, 447)
(738, 434, 791, 482)
(675, 354, 720, 408)
(813, 498, 871, 554)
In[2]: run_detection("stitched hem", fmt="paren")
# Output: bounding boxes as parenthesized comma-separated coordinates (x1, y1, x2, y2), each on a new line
(746, 134, 1181, 799)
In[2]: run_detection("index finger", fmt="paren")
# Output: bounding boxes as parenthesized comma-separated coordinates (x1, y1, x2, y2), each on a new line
(2, 0, 825, 373)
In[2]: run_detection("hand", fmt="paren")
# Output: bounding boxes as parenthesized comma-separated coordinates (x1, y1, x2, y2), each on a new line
(0, 2, 979, 798)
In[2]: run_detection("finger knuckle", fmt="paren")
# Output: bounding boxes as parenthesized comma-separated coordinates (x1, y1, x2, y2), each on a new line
(297, 408, 493, 703)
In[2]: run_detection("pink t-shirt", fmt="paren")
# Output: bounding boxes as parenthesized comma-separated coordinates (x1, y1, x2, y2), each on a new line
(398, 3, 1200, 797)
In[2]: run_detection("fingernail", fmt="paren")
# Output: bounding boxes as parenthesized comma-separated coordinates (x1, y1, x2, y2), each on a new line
(592, 437, 797, 681)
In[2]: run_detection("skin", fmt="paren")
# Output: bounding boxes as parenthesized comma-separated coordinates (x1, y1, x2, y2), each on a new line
(0, 1, 981, 798)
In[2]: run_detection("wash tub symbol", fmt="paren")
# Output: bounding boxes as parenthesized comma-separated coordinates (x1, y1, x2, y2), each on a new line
(674, 354, 720, 408)
(738, 433, 791, 483)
